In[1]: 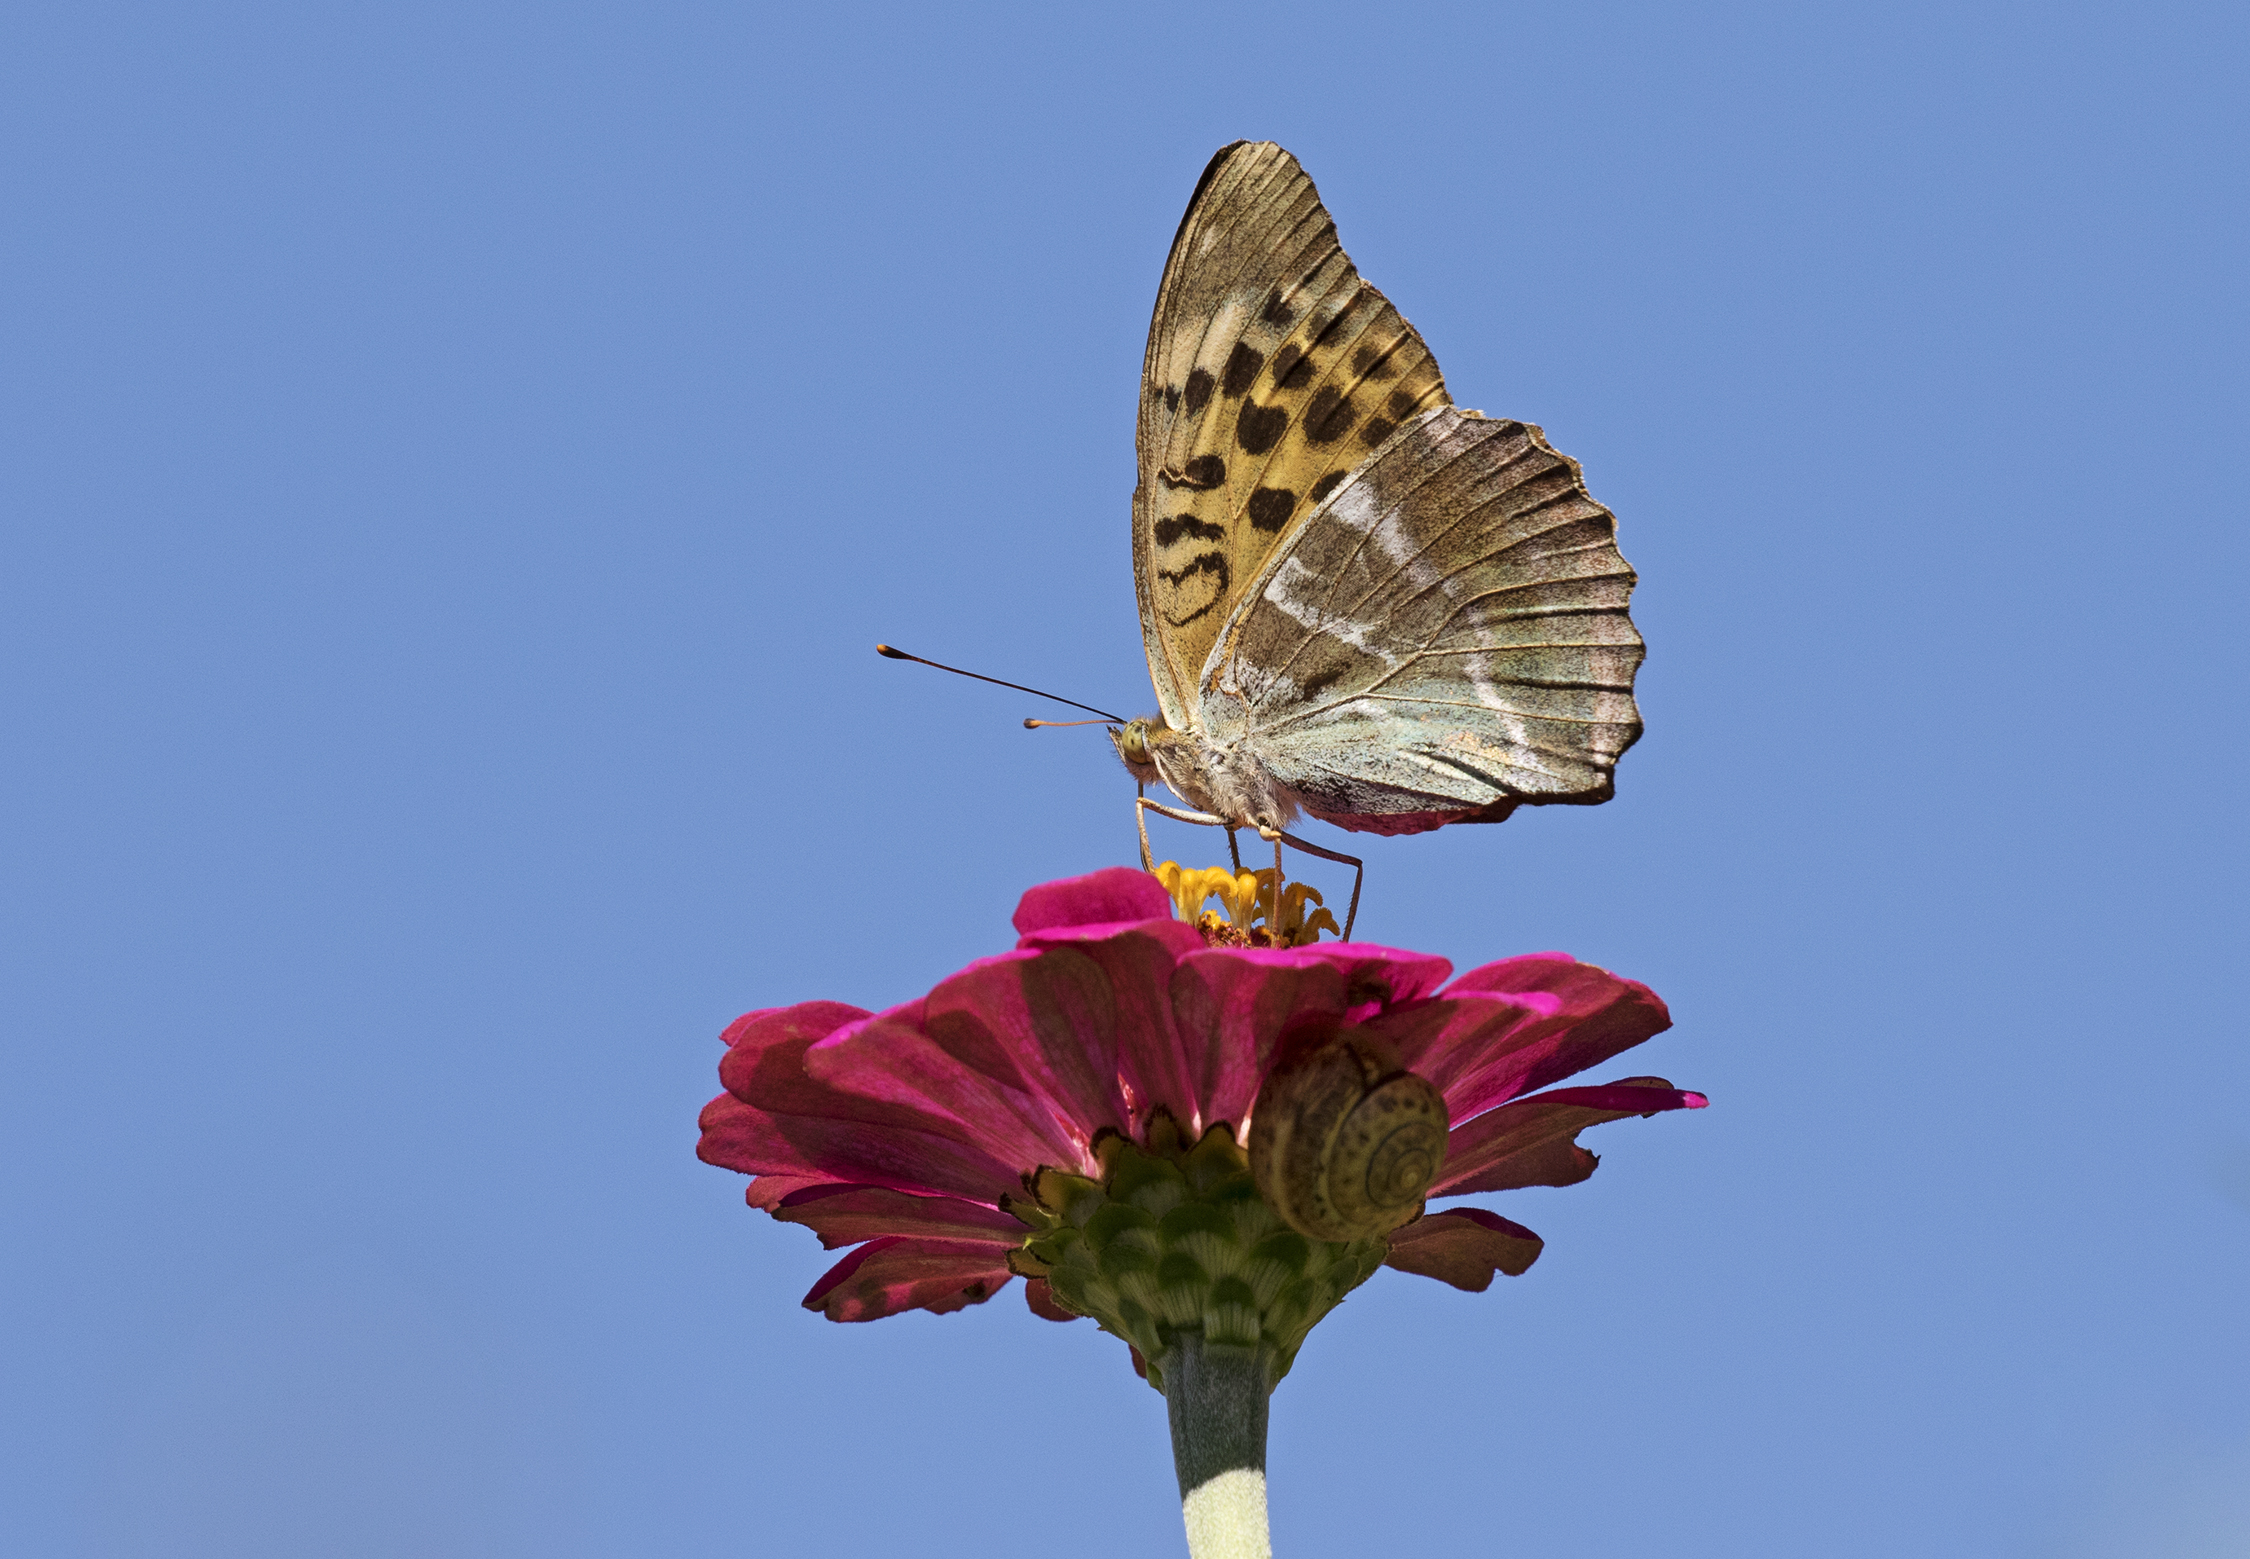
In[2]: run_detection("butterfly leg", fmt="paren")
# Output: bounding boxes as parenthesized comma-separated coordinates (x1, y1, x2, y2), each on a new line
(1135, 794, 1231, 879)
(1226, 827, 1243, 874)
(1251, 827, 1291, 934)
(1269, 829, 1365, 943)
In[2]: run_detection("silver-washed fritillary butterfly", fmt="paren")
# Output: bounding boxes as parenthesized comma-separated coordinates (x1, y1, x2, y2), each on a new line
(1112, 141, 1644, 915)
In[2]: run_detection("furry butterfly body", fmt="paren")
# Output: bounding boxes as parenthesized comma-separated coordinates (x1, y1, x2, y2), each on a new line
(1116, 142, 1643, 839)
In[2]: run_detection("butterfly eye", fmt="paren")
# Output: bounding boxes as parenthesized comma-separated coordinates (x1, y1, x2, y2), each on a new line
(1115, 721, 1153, 766)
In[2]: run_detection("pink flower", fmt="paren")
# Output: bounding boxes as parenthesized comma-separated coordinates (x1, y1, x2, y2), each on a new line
(698, 867, 1703, 1350)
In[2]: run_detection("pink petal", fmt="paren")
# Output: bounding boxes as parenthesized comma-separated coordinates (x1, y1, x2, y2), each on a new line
(771, 1185, 1028, 1249)
(911, 952, 1051, 1089)
(745, 1174, 830, 1212)
(923, 948, 1126, 1158)
(801, 1237, 1016, 1322)
(1289, 943, 1454, 1013)
(1168, 949, 1349, 1132)
(1024, 1278, 1082, 1322)
(718, 1004, 949, 1137)
(1011, 867, 1173, 937)
(708, 1004, 1030, 1197)
(1432, 1077, 1705, 1196)
(1384, 1208, 1544, 1291)
(1373, 958, 1672, 1119)
(697, 1092, 1024, 1202)
(721, 1000, 869, 1052)
(804, 1013, 1080, 1173)
(1021, 920, 1205, 1133)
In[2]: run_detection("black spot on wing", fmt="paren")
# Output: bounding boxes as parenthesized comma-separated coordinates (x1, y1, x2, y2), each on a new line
(1279, 346, 1316, 390)
(1357, 417, 1396, 448)
(1350, 342, 1402, 379)
(1304, 386, 1356, 445)
(1161, 454, 1226, 490)
(1158, 550, 1229, 587)
(1236, 400, 1289, 455)
(1261, 287, 1295, 327)
(1164, 385, 1182, 412)
(1385, 387, 1420, 419)
(1152, 514, 1225, 546)
(1246, 487, 1295, 532)
(1184, 368, 1215, 415)
(1268, 343, 1305, 388)
(1158, 550, 1230, 625)
(1222, 342, 1265, 398)
(1307, 471, 1347, 506)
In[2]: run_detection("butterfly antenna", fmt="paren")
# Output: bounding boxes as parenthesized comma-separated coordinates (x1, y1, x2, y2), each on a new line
(874, 644, 1126, 724)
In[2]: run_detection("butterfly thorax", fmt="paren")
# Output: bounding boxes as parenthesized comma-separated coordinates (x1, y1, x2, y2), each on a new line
(1112, 718, 1299, 834)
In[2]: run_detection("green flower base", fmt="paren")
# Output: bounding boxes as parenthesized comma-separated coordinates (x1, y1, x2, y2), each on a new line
(1007, 1113, 1390, 1392)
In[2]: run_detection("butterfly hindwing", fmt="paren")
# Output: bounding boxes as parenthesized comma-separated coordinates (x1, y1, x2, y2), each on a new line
(1204, 406, 1644, 834)
(1133, 142, 1452, 727)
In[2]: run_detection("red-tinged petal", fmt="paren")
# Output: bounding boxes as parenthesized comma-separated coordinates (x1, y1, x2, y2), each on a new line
(1372, 991, 1559, 1099)
(801, 1237, 1016, 1322)
(771, 1184, 1028, 1249)
(1444, 957, 1673, 1096)
(718, 1005, 951, 1137)
(745, 1174, 830, 1211)
(1374, 959, 1672, 1119)
(1384, 1208, 1544, 1291)
(1024, 1278, 1083, 1322)
(1288, 943, 1454, 1013)
(909, 952, 1049, 1089)
(805, 1014, 1080, 1172)
(1016, 909, 1205, 957)
(1169, 949, 1349, 1132)
(1432, 1077, 1705, 1197)
(696, 1092, 1023, 1202)
(1011, 867, 1173, 938)
(924, 947, 1126, 1156)
(721, 1000, 868, 1051)
(1023, 920, 1205, 1132)
(1441, 950, 1579, 994)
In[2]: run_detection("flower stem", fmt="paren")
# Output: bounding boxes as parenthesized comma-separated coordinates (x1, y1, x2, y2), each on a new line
(1163, 1333, 1273, 1559)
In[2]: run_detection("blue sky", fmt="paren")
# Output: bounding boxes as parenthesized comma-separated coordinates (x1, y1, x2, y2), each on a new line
(4, 3, 2246, 1555)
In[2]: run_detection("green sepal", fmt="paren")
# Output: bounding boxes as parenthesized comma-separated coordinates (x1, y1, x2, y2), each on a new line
(1023, 1123, 1394, 1394)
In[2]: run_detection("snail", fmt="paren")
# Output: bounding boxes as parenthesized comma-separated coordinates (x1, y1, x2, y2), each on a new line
(1247, 1024, 1448, 1242)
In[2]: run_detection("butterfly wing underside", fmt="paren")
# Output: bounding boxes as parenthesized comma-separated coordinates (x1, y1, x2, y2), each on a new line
(1206, 406, 1644, 835)
(1133, 141, 1452, 729)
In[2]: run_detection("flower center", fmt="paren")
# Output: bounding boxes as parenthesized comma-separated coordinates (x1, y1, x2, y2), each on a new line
(1152, 861, 1340, 949)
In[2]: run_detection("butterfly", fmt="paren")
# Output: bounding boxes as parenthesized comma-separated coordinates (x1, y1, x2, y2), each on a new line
(1110, 141, 1643, 908)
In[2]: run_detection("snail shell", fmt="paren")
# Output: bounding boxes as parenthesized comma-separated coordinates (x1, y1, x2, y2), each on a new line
(1247, 1027, 1448, 1242)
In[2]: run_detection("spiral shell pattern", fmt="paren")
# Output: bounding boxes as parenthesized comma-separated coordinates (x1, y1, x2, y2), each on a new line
(1247, 1028, 1447, 1242)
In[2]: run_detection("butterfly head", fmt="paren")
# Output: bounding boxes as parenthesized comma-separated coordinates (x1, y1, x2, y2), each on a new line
(1108, 718, 1164, 785)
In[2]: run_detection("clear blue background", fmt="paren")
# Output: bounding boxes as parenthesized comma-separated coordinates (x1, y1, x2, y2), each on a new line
(5, 4, 2246, 1555)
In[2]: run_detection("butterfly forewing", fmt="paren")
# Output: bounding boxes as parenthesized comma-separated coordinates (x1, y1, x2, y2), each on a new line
(1134, 142, 1452, 727)
(1206, 406, 1644, 834)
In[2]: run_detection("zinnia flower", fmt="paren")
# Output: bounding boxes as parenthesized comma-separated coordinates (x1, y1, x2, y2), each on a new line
(697, 866, 1702, 1557)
